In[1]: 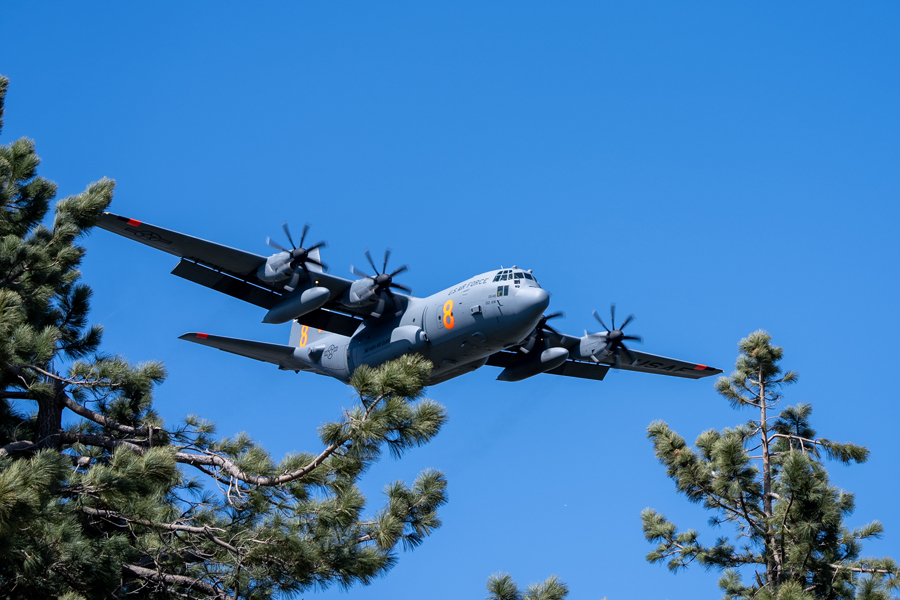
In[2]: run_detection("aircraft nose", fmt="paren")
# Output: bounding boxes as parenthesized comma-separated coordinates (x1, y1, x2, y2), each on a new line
(516, 287, 550, 317)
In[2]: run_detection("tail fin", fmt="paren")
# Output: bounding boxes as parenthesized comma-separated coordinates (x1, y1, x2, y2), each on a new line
(180, 332, 312, 371)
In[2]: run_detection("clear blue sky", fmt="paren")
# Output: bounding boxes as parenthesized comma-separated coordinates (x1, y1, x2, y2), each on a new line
(4, 2, 899, 598)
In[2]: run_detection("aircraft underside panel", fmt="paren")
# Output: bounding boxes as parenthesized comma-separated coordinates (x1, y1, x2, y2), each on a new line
(172, 260, 281, 309)
(485, 351, 610, 381)
(294, 309, 362, 337)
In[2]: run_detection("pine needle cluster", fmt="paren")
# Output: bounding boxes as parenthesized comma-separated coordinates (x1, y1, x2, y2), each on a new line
(486, 572, 571, 600)
(642, 330, 899, 599)
(0, 75, 449, 599)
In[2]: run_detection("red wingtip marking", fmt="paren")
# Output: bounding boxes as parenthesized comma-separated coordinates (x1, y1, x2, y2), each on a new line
(196, 333, 208, 339)
(694, 364, 707, 370)
(126, 218, 142, 227)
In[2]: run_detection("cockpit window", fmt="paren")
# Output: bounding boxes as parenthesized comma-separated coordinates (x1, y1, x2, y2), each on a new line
(514, 272, 523, 279)
(523, 272, 533, 280)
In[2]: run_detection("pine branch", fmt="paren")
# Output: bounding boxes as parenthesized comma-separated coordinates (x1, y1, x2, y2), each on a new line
(122, 563, 226, 599)
(829, 563, 898, 575)
(0, 439, 35, 457)
(60, 392, 151, 436)
(175, 442, 340, 488)
(80, 507, 241, 555)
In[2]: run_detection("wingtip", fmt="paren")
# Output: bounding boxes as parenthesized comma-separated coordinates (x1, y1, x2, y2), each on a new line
(179, 332, 209, 341)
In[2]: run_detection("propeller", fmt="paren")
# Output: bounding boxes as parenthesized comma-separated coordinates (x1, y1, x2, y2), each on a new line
(519, 312, 565, 354)
(589, 304, 643, 368)
(266, 222, 328, 292)
(350, 248, 411, 318)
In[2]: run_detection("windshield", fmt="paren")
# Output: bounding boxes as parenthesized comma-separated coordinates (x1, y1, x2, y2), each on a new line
(492, 269, 540, 286)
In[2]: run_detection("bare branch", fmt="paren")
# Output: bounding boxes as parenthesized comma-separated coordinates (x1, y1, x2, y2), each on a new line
(81, 507, 241, 555)
(122, 563, 224, 598)
(60, 394, 150, 437)
(175, 442, 340, 487)
(829, 563, 898, 575)
(0, 440, 35, 457)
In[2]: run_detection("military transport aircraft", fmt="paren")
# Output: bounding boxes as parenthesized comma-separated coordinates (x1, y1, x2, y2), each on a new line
(98, 213, 722, 385)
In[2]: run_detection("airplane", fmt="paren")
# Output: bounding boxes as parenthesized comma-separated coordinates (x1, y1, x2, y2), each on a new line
(97, 213, 722, 385)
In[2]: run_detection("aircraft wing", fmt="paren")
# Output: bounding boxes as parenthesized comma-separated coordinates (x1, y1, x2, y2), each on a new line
(179, 332, 315, 372)
(487, 331, 721, 380)
(98, 212, 367, 334)
(97, 212, 267, 279)
(597, 349, 722, 379)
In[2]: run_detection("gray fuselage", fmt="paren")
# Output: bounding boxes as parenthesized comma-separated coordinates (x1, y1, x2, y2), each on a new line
(287, 268, 550, 384)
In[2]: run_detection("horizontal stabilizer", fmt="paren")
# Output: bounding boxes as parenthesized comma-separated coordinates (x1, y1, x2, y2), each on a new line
(179, 332, 312, 371)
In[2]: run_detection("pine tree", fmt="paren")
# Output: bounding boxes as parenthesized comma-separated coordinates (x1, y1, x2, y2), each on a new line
(485, 572, 570, 600)
(0, 75, 448, 599)
(642, 330, 899, 599)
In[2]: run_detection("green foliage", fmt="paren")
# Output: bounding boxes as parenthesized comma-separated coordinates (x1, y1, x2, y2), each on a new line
(643, 331, 898, 599)
(0, 75, 448, 599)
(486, 572, 571, 600)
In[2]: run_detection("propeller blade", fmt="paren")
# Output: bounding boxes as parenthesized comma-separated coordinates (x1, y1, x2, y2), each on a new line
(622, 344, 638, 366)
(610, 303, 616, 330)
(390, 264, 409, 278)
(307, 241, 327, 251)
(372, 290, 389, 318)
(614, 348, 621, 370)
(623, 334, 643, 343)
(351, 265, 373, 279)
(390, 281, 412, 293)
(545, 311, 565, 321)
(543, 324, 562, 337)
(593, 310, 610, 332)
(306, 256, 328, 269)
(520, 332, 538, 354)
(291, 269, 303, 290)
(620, 314, 635, 330)
(364, 249, 378, 274)
(282, 222, 296, 249)
(382, 248, 392, 274)
(299, 223, 310, 249)
(266, 237, 289, 253)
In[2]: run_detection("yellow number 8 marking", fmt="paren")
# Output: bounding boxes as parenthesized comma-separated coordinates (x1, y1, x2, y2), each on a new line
(443, 300, 455, 329)
(299, 325, 309, 347)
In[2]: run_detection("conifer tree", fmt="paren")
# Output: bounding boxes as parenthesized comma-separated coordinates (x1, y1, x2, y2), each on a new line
(485, 572, 570, 600)
(642, 330, 899, 599)
(0, 75, 448, 599)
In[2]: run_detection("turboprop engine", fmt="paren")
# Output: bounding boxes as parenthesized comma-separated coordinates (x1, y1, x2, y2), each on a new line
(257, 222, 326, 292)
(343, 249, 412, 318)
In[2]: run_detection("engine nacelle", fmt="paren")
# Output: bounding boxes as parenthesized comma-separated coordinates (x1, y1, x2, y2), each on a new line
(257, 253, 293, 283)
(341, 278, 376, 309)
(569, 335, 616, 363)
(496, 347, 569, 382)
(262, 286, 331, 324)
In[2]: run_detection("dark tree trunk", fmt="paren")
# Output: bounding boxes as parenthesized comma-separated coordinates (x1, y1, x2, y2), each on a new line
(35, 383, 64, 449)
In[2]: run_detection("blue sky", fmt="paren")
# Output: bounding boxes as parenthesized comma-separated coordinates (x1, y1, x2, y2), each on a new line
(4, 2, 900, 598)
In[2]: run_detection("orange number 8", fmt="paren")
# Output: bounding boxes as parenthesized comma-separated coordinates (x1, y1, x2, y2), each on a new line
(299, 325, 309, 347)
(443, 300, 455, 329)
